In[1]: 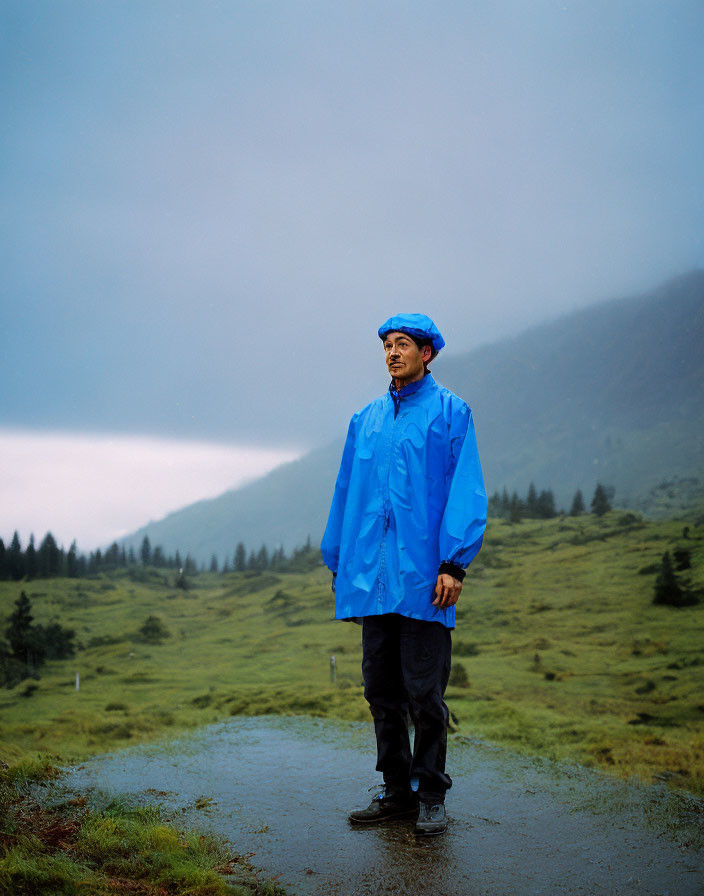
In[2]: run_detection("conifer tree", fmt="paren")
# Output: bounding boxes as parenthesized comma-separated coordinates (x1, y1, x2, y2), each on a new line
(256, 544, 269, 571)
(152, 545, 165, 567)
(184, 554, 197, 575)
(570, 489, 585, 516)
(38, 532, 61, 577)
(526, 482, 538, 517)
(76, 552, 88, 577)
(93, 549, 104, 572)
(7, 532, 25, 581)
(653, 552, 684, 606)
(140, 536, 152, 566)
(6, 591, 33, 653)
(0, 537, 5, 579)
(537, 489, 556, 519)
(591, 483, 611, 517)
(271, 545, 286, 570)
(104, 542, 120, 569)
(234, 542, 246, 572)
(5, 591, 45, 669)
(209, 554, 219, 573)
(66, 541, 79, 578)
(24, 535, 38, 580)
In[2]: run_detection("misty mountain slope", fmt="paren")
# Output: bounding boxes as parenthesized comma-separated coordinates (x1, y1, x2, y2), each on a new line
(438, 269, 704, 503)
(122, 271, 704, 563)
(122, 440, 345, 562)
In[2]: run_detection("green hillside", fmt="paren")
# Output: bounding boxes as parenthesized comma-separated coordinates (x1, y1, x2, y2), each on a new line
(120, 270, 704, 565)
(3, 508, 703, 796)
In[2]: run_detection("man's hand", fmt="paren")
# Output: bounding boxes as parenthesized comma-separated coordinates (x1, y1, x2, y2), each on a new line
(433, 573, 462, 609)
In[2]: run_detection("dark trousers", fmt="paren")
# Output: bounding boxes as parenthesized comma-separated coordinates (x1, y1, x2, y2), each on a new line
(362, 613, 452, 804)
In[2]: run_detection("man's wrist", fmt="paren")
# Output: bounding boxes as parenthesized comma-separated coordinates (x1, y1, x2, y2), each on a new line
(439, 561, 465, 582)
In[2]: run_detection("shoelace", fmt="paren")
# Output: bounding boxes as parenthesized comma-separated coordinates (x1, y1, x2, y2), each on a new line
(420, 803, 442, 815)
(368, 783, 387, 801)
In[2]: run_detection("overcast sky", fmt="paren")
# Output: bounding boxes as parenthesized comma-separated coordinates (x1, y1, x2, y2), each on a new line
(2, 1, 703, 548)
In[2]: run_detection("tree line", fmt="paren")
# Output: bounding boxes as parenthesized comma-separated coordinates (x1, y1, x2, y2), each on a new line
(0, 482, 615, 582)
(0, 531, 321, 582)
(488, 482, 613, 522)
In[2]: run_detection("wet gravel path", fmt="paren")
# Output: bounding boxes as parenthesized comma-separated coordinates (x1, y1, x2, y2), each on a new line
(63, 716, 703, 896)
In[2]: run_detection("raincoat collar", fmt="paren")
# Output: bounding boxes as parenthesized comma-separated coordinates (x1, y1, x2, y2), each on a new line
(388, 373, 435, 415)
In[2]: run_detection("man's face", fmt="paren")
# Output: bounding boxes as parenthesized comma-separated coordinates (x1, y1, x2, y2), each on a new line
(383, 331, 432, 384)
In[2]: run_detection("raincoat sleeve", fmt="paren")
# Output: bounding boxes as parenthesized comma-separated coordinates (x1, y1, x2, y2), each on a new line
(438, 405, 487, 570)
(320, 413, 358, 573)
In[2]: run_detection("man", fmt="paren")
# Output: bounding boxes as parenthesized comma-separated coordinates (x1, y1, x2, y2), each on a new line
(321, 313, 487, 836)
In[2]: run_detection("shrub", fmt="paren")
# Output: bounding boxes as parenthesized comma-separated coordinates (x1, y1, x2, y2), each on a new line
(449, 662, 470, 688)
(673, 548, 692, 571)
(453, 640, 479, 657)
(138, 615, 170, 643)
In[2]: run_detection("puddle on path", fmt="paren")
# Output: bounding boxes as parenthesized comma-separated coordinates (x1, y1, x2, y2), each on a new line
(62, 716, 703, 896)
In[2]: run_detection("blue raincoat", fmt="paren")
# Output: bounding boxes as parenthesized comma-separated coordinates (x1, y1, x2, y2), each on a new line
(321, 373, 487, 629)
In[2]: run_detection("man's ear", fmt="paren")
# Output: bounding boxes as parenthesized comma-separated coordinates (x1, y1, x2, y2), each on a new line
(422, 344, 433, 363)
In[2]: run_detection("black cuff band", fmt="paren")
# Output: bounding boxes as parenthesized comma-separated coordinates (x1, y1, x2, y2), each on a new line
(439, 561, 465, 582)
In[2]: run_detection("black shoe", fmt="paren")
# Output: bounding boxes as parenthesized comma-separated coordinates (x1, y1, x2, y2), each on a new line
(415, 800, 447, 835)
(348, 786, 418, 824)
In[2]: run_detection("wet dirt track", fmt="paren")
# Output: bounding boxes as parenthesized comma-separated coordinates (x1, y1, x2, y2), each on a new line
(63, 717, 703, 896)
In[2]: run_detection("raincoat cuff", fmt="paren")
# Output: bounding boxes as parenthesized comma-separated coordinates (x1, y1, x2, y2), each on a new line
(439, 561, 466, 582)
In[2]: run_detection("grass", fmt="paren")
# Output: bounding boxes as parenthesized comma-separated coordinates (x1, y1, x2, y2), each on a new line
(2, 513, 704, 785)
(453, 510, 704, 793)
(1, 509, 703, 794)
(0, 771, 287, 895)
(0, 507, 703, 891)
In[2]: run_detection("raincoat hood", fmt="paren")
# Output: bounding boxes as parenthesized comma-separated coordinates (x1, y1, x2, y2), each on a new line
(378, 313, 445, 353)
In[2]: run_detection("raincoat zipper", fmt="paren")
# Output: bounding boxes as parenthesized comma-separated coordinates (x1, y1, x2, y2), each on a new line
(377, 393, 401, 608)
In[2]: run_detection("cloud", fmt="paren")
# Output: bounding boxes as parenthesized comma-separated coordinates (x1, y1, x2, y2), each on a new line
(0, 429, 297, 552)
(2, 2, 703, 445)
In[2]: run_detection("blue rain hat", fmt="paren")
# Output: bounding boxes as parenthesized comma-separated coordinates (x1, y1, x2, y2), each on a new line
(378, 313, 445, 353)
